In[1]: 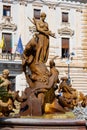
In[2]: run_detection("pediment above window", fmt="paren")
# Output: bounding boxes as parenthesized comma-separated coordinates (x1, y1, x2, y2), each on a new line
(0, 17, 17, 31)
(58, 27, 74, 36)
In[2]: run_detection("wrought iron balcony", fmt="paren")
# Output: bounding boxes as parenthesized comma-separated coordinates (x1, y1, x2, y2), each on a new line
(0, 53, 22, 61)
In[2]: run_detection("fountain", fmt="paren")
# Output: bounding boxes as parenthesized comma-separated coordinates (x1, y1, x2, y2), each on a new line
(0, 12, 87, 129)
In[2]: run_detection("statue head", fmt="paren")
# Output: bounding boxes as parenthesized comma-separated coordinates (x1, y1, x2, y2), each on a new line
(2, 69, 10, 78)
(40, 12, 46, 18)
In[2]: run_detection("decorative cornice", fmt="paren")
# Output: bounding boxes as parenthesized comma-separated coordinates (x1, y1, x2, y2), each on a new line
(58, 27, 74, 36)
(0, 17, 17, 31)
(2, 0, 87, 5)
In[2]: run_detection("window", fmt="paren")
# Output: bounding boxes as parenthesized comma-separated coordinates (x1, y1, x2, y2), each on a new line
(2, 33, 12, 53)
(62, 12, 68, 23)
(61, 38, 69, 58)
(34, 9, 41, 19)
(3, 5, 11, 16)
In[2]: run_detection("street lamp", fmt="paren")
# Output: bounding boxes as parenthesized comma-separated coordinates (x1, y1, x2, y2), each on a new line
(66, 52, 75, 85)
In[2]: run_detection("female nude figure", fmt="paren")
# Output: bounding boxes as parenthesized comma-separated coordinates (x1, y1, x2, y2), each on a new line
(33, 12, 55, 64)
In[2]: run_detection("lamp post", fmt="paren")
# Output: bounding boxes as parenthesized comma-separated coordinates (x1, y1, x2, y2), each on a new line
(66, 52, 75, 85)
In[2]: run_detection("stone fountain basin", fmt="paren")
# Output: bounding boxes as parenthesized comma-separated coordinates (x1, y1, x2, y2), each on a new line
(0, 112, 87, 130)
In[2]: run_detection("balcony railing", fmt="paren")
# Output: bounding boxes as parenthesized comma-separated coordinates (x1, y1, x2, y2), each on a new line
(0, 53, 22, 61)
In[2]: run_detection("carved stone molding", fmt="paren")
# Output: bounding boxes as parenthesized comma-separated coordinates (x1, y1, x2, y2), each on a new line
(19, 0, 28, 6)
(48, 4, 56, 9)
(76, 8, 82, 13)
(58, 27, 74, 36)
(0, 16, 17, 31)
(29, 26, 36, 33)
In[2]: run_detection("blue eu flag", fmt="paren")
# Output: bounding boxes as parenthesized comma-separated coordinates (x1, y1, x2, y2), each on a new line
(16, 36, 23, 54)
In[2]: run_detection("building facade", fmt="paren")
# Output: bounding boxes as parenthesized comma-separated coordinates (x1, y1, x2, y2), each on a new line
(0, 0, 87, 95)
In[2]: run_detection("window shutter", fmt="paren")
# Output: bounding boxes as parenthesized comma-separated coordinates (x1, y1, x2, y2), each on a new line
(62, 38, 69, 49)
(62, 12, 68, 22)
